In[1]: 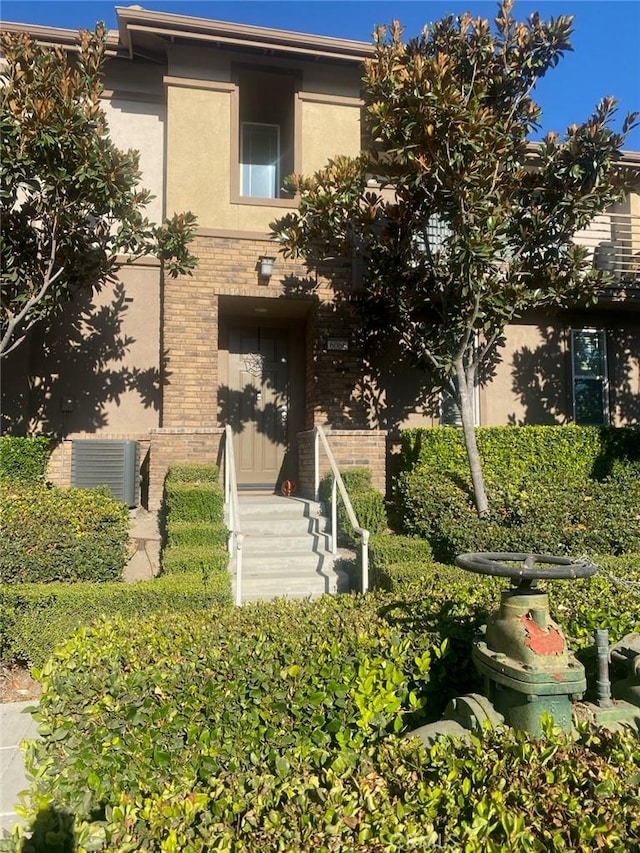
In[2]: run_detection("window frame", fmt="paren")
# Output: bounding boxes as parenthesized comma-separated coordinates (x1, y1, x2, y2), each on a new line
(231, 64, 300, 208)
(240, 121, 281, 200)
(570, 328, 610, 426)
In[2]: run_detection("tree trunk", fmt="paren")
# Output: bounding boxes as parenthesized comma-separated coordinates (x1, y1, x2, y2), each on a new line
(455, 360, 489, 517)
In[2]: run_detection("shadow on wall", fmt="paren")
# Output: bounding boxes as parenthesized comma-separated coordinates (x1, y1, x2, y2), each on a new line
(608, 328, 640, 424)
(509, 324, 570, 425)
(1, 283, 160, 436)
(509, 323, 640, 426)
(279, 270, 445, 432)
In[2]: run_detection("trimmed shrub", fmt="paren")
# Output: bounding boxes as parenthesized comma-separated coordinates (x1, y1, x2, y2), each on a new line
(163, 481, 224, 523)
(368, 533, 433, 590)
(7, 559, 640, 852)
(0, 572, 232, 669)
(165, 463, 220, 484)
(398, 424, 640, 485)
(160, 463, 230, 598)
(0, 436, 51, 485)
(162, 544, 229, 577)
(166, 520, 228, 548)
(0, 484, 129, 583)
(396, 468, 640, 562)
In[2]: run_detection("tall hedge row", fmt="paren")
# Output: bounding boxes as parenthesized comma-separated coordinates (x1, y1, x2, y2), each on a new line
(394, 426, 640, 563)
(398, 425, 640, 484)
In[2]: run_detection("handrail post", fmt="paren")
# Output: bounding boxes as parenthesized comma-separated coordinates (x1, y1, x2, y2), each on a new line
(361, 529, 370, 594)
(224, 430, 230, 506)
(314, 427, 320, 501)
(235, 533, 244, 607)
(331, 474, 337, 556)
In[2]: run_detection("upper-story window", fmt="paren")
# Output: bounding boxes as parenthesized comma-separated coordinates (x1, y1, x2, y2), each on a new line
(241, 123, 280, 198)
(571, 328, 609, 425)
(238, 68, 295, 200)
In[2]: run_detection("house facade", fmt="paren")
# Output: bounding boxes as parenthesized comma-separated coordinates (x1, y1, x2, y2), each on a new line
(2, 9, 639, 509)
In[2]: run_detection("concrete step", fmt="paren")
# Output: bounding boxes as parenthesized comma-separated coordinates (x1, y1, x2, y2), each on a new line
(242, 532, 330, 554)
(241, 517, 327, 536)
(230, 495, 345, 604)
(238, 497, 316, 518)
(241, 551, 332, 574)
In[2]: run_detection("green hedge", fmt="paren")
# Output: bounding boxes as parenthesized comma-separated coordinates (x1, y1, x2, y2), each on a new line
(162, 545, 229, 578)
(396, 470, 640, 562)
(165, 463, 220, 484)
(320, 468, 387, 547)
(166, 520, 228, 548)
(0, 436, 51, 485)
(398, 425, 640, 484)
(6, 561, 640, 852)
(0, 485, 129, 583)
(0, 573, 232, 669)
(163, 482, 225, 523)
(161, 463, 230, 597)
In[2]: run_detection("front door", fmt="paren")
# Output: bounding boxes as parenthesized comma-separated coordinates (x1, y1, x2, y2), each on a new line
(229, 328, 289, 488)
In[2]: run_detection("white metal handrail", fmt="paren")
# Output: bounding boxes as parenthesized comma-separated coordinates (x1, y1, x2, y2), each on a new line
(224, 424, 244, 606)
(314, 425, 370, 594)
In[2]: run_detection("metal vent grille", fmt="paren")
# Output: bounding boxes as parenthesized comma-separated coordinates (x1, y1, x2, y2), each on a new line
(71, 440, 140, 507)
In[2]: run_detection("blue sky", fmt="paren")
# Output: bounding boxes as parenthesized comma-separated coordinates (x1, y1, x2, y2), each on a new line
(2, 1, 639, 148)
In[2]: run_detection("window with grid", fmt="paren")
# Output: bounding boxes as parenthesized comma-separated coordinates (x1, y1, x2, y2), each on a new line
(571, 329, 609, 426)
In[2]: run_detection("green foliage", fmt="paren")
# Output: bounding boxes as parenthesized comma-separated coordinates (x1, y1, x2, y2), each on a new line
(6, 557, 640, 851)
(166, 520, 228, 548)
(0, 26, 197, 357)
(398, 425, 639, 484)
(163, 481, 224, 523)
(368, 533, 434, 590)
(320, 468, 387, 546)
(393, 426, 640, 562)
(162, 545, 228, 578)
(0, 436, 51, 485)
(0, 484, 129, 583)
(0, 573, 231, 669)
(396, 468, 640, 562)
(160, 463, 230, 595)
(165, 463, 220, 484)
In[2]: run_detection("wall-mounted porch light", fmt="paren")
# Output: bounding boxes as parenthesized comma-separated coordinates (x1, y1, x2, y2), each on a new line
(259, 255, 276, 280)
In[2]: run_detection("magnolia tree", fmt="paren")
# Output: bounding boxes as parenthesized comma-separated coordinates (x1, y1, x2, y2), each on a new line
(0, 25, 197, 359)
(272, 0, 638, 516)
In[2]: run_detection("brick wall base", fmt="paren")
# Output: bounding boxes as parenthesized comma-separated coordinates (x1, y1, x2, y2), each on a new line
(297, 428, 387, 499)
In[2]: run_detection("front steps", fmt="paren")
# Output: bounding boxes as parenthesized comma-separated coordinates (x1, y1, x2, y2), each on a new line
(230, 495, 349, 603)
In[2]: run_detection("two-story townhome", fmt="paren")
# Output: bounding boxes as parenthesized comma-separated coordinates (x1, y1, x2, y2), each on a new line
(2, 8, 639, 509)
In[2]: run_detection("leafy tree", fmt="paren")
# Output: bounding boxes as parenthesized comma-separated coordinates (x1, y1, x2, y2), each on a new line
(0, 24, 198, 359)
(272, 0, 638, 516)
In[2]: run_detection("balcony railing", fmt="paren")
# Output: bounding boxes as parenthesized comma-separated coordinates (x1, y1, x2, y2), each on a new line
(574, 212, 640, 285)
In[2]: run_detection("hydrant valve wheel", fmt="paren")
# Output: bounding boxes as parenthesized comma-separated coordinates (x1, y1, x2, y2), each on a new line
(455, 552, 597, 581)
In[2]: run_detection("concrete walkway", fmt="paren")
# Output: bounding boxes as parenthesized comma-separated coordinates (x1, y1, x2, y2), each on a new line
(0, 701, 39, 835)
(123, 507, 161, 581)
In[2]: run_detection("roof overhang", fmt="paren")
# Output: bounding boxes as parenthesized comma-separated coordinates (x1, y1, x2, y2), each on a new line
(114, 5, 373, 64)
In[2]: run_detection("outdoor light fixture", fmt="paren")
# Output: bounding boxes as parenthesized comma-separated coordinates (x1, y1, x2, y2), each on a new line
(259, 256, 276, 279)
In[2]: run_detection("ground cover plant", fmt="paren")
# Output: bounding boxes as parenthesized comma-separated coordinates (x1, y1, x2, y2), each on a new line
(4, 556, 640, 852)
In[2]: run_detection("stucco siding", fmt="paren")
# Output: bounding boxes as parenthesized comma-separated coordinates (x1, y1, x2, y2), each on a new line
(300, 99, 361, 174)
(166, 84, 231, 225)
